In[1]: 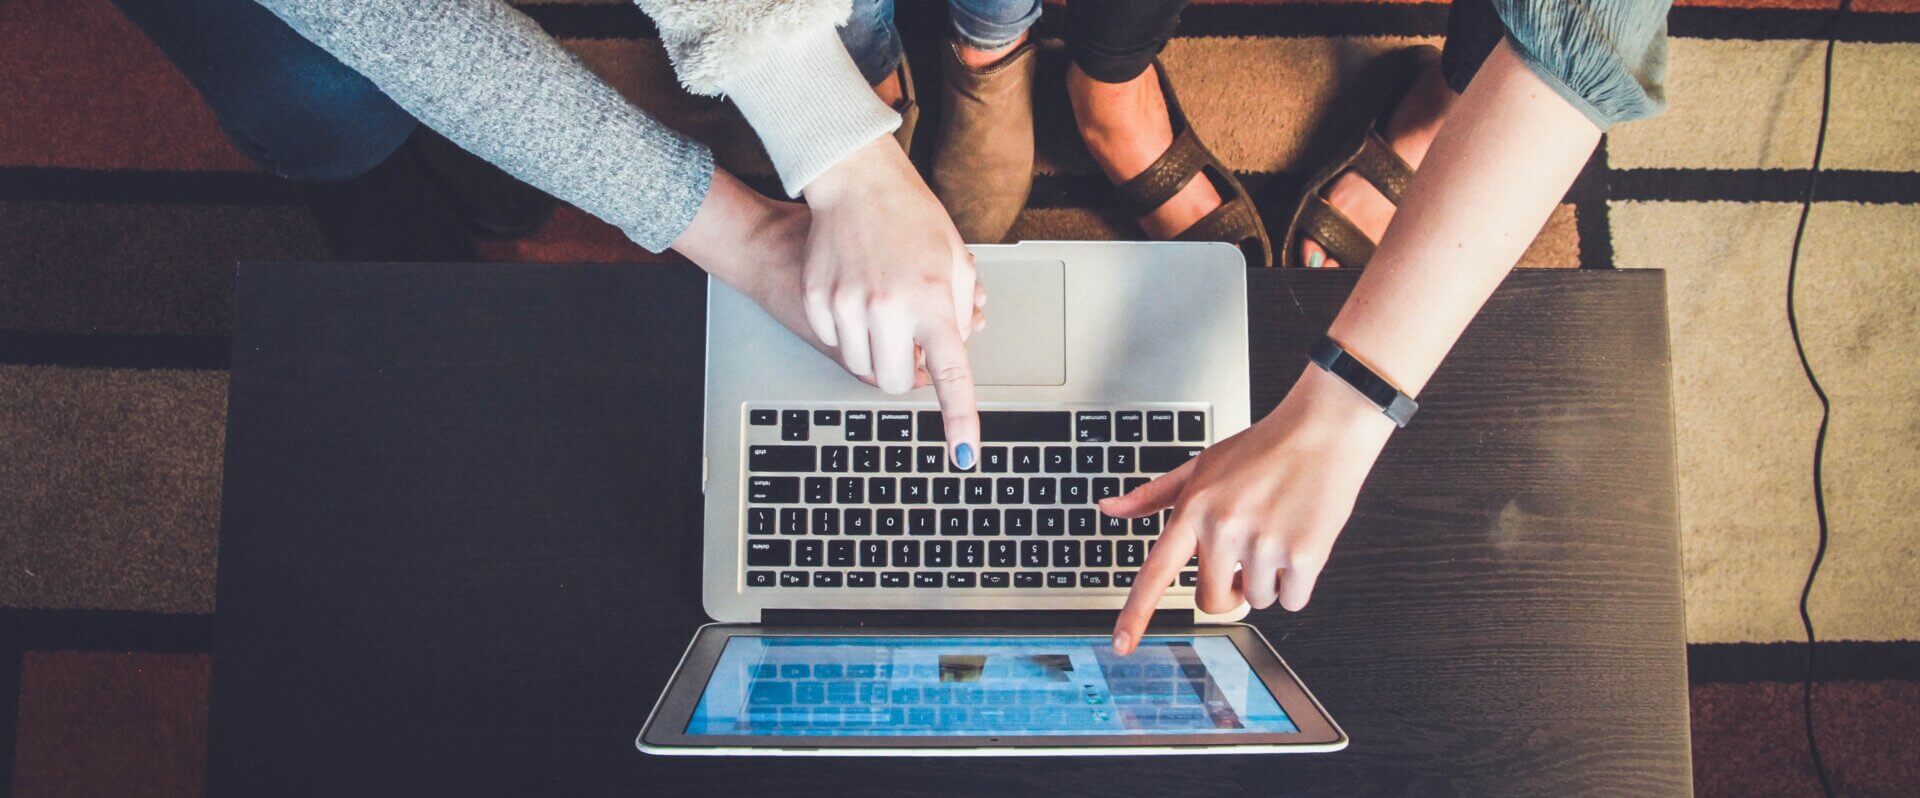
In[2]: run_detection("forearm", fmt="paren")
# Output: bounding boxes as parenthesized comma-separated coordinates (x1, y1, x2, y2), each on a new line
(1324, 41, 1601, 396)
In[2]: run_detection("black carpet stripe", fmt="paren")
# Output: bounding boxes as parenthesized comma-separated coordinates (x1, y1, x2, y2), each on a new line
(1571, 139, 1617, 269)
(1688, 641, 1920, 684)
(1614, 168, 1920, 204)
(0, 331, 230, 371)
(517, 1, 1920, 44)
(0, 610, 213, 654)
(0, 168, 300, 206)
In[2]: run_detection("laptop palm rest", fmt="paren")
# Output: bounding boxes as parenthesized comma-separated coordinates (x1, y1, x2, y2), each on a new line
(968, 259, 1066, 387)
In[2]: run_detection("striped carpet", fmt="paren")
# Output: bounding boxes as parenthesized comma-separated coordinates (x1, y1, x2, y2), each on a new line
(3, 0, 1917, 795)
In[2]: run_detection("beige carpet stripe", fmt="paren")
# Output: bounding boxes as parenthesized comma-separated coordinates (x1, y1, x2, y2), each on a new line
(1614, 200, 1920, 643)
(1610, 40, 1920, 172)
(0, 366, 225, 614)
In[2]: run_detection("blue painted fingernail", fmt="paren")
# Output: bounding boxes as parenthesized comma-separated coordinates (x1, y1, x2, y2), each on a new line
(1306, 250, 1324, 269)
(954, 442, 975, 470)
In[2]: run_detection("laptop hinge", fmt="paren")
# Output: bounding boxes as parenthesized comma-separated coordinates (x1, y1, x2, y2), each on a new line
(761, 609, 1192, 629)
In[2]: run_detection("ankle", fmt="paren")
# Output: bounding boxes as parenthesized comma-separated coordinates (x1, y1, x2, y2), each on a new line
(1381, 66, 1455, 163)
(873, 69, 905, 109)
(1068, 63, 1158, 140)
(955, 31, 1029, 71)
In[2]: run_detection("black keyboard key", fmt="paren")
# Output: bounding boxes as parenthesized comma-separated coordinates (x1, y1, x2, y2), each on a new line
(885, 446, 913, 473)
(947, 572, 977, 588)
(1069, 509, 1097, 535)
(1061, 478, 1089, 505)
(844, 411, 873, 441)
(748, 445, 816, 472)
(995, 478, 1024, 504)
(1178, 411, 1206, 441)
(916, 411, 945, 442)
(981, 572, 1010, 588)
(1012, 446, 1040, 473)
(1092, 478, 1120, 502)
(972, 509, 1001, 536)
(1100, 513, 1128, 536)
(909, 509, 936, 535)
(781, 571, 808, 587)
(813, 571, 843, 587)
(747, 540, 790, 566)
(915, 572, 942, 588)
(747, 570, 775, 587)
(1140, 446, 1205, 473)
(1005, 509, 1033, 536)
(989, 540, 1016, 568)
(882, 572, 910, 588)
(1115, 411, 1144, 442)
(1180, 571, 1199, 587)
(901, 478, 928, 504)
(1052, 540, 1080, 567)
(780, 508, 807, 535)
(892, 540, 920, 568)
(748, 477, 799, 503)
(1021, 540, 1048, 568)
(870, 477, 897, 505)
(940, 509, 968, 536)
(978, 411, 1072, 442)
(1108, 447, 1136, 474)
(877, 411, 914, 441)
(926, 540, 953, 567)
(805, 477, 832, 504)
(812, 508, 840, 535)
(933, 478, 960, 505)
(1118, 540, 1146, 567)
(1146, 411, 1175, 441)
(822, 446, 849, 473)
(1086, 540, 1112, 567)
(854, 446, 881, 473)
(1124, 477, 1150, 493)
(1036, 509, 1065, 536)
(797, 539, 823, 566)
(916, 446, 945, 473)
(1132, 513, 1160, 536)
(848, 572, 876, 587)
(1043, 446, 1072, 473)
(859, 540, 887, 567)
(1047, 572, 1076, 588)
(1114, 572, 1136, 588)
(957, 540, 985, 568)
(1076, 448, 1103, 474)
(781, 410, 809, 441)
(981, 446, 1009, 473)
(1080, 572, 1110, 588)
(1015, 572, 1043, 588)
(964, 478, 992, 505)
(876, 509, 904, 535)
(1075, 411, 1111, 442)
(1028, 478, 1057, 505)
(748, 507, 775, 535)
(828, 540, 855, 567)
(814, 409, 841, 426)
(845, 509, 873, 535)
(837, 477, 864, 504)
(750, 409, 778, 426)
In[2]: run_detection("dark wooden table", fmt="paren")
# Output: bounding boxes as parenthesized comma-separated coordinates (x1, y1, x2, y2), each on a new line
(210, 262, 1690, 796)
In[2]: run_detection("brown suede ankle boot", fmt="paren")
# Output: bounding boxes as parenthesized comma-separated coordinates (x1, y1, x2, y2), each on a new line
(930, 38, 1037, 244)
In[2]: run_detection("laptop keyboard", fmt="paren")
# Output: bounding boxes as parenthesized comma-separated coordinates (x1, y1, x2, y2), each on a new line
(740, 406, 1207, 591)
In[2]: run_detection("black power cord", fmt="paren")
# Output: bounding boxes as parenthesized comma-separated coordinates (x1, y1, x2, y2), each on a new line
(1785, 1, 1851, 796)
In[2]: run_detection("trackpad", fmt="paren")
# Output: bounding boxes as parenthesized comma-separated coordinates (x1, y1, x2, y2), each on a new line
(968, 260, 1065, 386)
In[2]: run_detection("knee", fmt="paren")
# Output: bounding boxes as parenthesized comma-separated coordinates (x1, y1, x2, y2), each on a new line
(217, 68, 416, 183)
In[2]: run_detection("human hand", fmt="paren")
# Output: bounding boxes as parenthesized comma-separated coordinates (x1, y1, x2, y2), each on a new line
(1102, 365, 1397, 654)
(801, 137, 984, 466)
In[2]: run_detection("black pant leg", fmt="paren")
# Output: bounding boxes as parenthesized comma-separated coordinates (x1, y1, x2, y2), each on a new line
(1063, 0, 1190, 83)
(1441, 0, 1508, 95)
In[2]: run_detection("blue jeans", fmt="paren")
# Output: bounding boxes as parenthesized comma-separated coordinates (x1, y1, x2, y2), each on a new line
(840, 0, 1043, 85)
(110, 0, 418, 182)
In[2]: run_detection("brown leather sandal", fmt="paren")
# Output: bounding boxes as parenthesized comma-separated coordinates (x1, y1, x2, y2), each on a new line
(1281, 45, 1439, 268)
(1106, 58, 1273, 268)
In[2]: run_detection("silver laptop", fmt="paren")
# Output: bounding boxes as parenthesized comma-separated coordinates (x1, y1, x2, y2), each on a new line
(640, 242, 1346, 755)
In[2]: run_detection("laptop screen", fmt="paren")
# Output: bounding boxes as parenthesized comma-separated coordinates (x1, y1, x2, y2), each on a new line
(684, 635, 1298, 737)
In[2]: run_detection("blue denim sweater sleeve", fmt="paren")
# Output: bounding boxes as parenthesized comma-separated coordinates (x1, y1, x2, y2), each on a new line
(1493, 0, 1672, 129)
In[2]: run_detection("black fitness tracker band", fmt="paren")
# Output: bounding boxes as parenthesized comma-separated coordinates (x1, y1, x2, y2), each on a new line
(1308, 335, 1419, 428)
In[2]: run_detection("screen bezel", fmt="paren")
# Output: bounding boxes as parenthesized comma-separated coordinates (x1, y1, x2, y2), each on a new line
(639, 623, 1346, 752)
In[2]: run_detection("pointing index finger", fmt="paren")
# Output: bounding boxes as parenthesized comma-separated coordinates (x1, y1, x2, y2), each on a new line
(915, 321, 980, 469)
(1113, 518, 1196, 655)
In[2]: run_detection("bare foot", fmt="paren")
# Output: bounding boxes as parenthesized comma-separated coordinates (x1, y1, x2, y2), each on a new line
(1299, 63, 1455, 268)
(1068, 62, 1223, 240)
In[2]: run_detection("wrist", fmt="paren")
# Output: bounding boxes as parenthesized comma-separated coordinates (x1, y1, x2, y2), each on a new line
(1282, 364, 1399, 443)
(671, 169, 782, 280)
(799, 137, 902, 209)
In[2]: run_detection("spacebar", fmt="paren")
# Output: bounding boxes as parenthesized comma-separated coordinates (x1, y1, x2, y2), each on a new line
(977, 411, 1072, 442)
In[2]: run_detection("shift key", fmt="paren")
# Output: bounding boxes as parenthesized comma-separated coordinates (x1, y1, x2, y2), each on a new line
(748, 446, 816, 472)
(1138, 446, 1206, 473)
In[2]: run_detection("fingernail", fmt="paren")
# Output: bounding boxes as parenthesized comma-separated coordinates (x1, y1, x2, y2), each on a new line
(1306, 250, 1324, 269)
(954, 442, 975, 470)
(1112, 631, 1130, 653)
